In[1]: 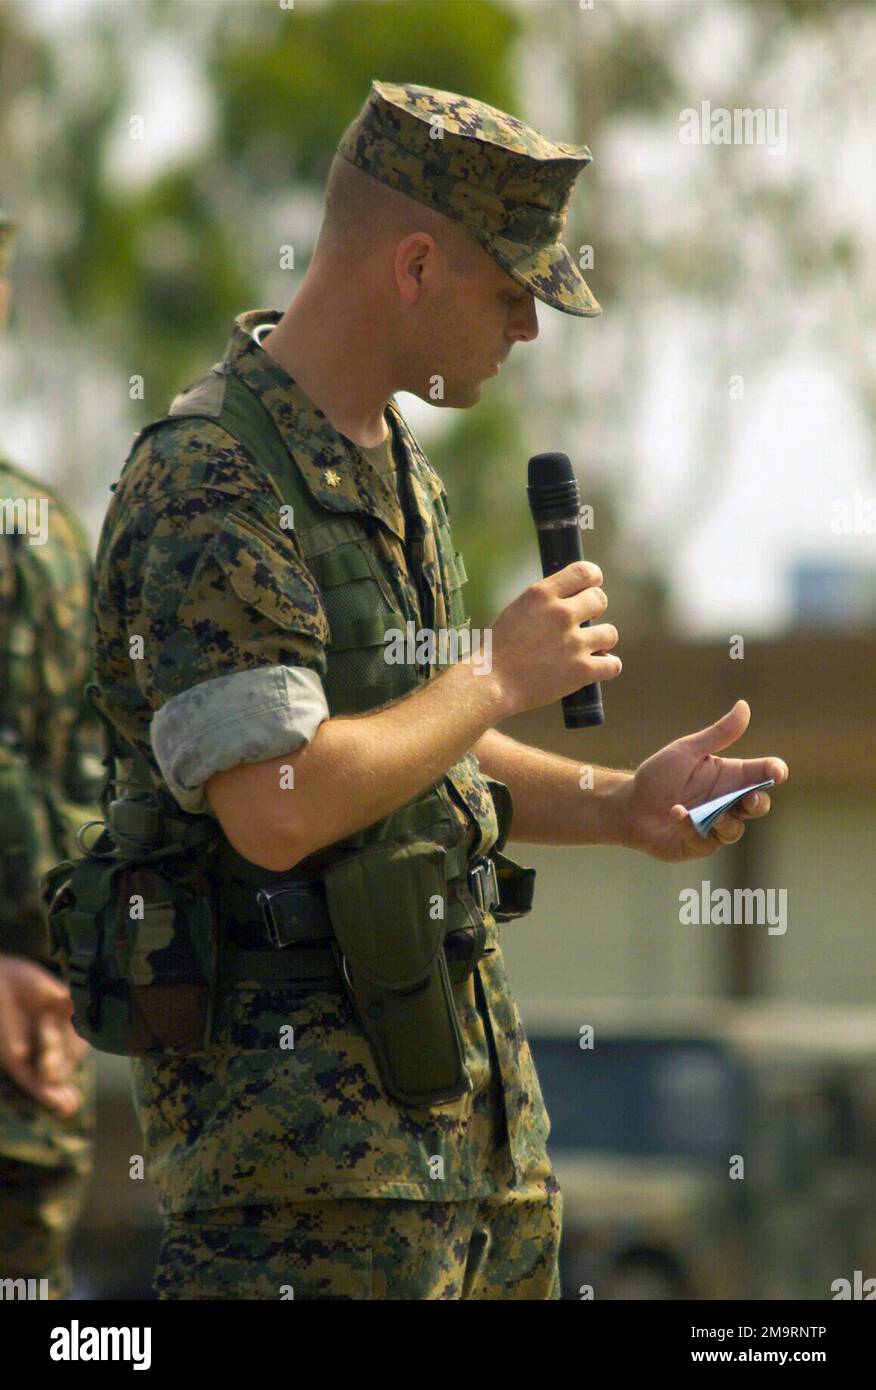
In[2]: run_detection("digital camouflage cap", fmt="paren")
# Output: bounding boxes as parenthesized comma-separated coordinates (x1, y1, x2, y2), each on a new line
(0, 210, 16, 278)
(337, 80, 601, 318)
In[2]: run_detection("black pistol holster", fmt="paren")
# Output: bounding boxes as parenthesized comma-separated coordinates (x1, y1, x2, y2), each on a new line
(323, 837, 469, 1108)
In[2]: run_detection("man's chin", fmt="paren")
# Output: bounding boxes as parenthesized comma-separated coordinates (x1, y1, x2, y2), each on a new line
(435, 383, 485, 408)
(407, 377, 485, 409)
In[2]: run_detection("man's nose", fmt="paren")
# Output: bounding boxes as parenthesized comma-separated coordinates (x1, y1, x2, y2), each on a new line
(510, 295, 539, 344)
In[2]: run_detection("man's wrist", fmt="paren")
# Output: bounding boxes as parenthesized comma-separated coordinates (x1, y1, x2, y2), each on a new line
(594, 769, 637, 848)
(444, 656, 515, 726)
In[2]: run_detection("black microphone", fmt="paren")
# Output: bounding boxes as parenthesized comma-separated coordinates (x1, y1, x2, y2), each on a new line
(527, 451, 605, 728)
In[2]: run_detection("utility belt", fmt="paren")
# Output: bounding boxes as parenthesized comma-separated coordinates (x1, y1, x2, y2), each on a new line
(230, 847, 511, 983)
(43, 787, 536, 1110)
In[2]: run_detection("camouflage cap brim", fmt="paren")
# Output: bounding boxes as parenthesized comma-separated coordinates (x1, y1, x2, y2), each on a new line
(489, 234, 602, 317)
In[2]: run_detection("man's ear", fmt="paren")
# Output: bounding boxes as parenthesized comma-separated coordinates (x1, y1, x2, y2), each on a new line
(0, 280, 9, 333)
(393, 232, 438, 306)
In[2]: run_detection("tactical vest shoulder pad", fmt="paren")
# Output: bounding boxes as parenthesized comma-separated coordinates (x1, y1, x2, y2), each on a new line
(168, 366, 228, 419)
(123, 364, 227, 467)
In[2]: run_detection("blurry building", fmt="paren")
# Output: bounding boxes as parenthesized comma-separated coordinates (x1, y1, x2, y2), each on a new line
(501, 633, 875, 1006)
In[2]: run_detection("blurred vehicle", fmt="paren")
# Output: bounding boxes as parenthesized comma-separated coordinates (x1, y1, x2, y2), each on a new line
(524, 999, 876, 1300)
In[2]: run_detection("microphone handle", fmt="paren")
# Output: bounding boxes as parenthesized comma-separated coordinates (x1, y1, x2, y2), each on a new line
(534, 520, 605, 729)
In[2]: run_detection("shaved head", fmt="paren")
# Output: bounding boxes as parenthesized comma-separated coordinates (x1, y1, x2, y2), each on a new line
(317, 154, 483, 273)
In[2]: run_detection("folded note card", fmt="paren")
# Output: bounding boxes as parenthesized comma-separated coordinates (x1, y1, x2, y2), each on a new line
(689, 779, 775, 838)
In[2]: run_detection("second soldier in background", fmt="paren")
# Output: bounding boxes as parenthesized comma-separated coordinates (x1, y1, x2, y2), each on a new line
(0, 210, 101, 1299)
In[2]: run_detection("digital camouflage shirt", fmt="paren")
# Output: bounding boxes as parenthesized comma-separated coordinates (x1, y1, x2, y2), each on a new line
(92, 310, 553, 1209)
(0, 459, 102, 959)
(0, 458, 98, 1293)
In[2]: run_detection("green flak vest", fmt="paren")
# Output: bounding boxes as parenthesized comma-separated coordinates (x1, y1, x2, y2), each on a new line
(113, 366, 512, 928)
(49, 370, 536, 1080)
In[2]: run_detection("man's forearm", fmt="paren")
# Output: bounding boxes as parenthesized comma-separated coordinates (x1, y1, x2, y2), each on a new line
(472, 727, 633, 847)
(208, 660, 510, 871)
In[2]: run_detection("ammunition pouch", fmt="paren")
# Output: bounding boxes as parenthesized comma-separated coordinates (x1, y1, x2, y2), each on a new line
(323, 838, 469, 1107)
(42, 801, 220, 1057)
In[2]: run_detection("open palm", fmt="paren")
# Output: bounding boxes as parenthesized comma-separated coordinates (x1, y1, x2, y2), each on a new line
(624, 700, 789, 863)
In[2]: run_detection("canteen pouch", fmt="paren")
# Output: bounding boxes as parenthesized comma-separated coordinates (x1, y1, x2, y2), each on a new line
(42, 819, 219, 1057)
(322, 838, 470, 1108)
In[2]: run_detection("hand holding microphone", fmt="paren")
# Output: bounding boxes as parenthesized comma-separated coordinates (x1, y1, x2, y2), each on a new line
(527, 451, 610, 727)
(487, 453, 621, 722)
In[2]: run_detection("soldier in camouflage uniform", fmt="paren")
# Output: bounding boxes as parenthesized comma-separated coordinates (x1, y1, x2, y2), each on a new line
(0, 211, 99, 1299)
(92, 83, 786, 1299)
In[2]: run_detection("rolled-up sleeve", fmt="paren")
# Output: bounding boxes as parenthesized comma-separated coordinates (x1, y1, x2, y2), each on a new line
(122, 477, 333, 814)
(150, 665, 329, 814)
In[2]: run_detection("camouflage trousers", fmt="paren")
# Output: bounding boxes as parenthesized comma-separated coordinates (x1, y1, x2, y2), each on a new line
(155, 1176, 563, 1300)
(0, 1056, 96, 1300)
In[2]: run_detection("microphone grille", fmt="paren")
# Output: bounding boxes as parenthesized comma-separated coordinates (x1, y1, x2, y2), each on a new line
(528, 452, 573, 488)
